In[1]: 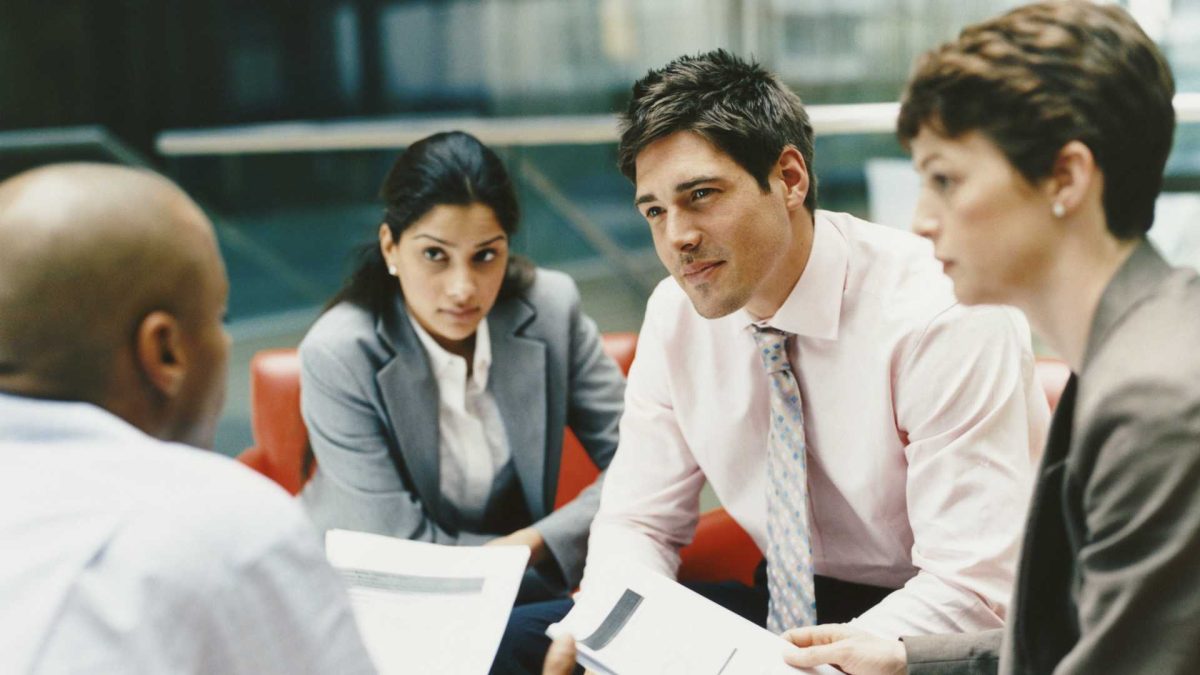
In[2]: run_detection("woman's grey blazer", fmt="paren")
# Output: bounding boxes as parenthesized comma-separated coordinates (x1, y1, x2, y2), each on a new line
(298, 269, 625, 588)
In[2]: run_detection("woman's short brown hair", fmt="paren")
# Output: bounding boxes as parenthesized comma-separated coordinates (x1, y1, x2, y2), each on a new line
(897, 1, 1175, 240)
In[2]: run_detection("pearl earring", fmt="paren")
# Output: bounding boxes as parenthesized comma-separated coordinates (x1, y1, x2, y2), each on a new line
(388, 264, 397, 276)
(1052, 202, 1065, 218)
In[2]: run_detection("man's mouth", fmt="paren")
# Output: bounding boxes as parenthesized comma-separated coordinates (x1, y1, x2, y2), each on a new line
(681, 260, 724, 281)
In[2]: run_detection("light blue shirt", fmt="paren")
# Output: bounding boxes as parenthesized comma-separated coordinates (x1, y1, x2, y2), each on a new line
(0, 392, 377, 674)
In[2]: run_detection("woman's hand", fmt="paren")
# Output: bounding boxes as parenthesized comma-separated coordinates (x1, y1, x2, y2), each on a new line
(781, 624, 906, 675)
(485, 526, 547, 566)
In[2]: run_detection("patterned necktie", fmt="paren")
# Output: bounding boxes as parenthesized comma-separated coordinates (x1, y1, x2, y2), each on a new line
(752, 326, 817, 633)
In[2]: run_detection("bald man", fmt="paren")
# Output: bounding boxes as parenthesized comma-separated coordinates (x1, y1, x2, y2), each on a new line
(0, 164, 376, 674)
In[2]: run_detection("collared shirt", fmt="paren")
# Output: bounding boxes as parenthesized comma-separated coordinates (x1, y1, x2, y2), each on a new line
(0, 392, 376, 675)
(583, 210, 1050, 638)
(408, 316, 514, 528)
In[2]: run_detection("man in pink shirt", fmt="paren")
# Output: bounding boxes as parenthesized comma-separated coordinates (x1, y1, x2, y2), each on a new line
(497, 50, 1049, 674)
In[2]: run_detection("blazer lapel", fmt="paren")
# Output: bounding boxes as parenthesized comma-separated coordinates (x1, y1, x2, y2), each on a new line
(487, 295, 549, 519)
(375, 296, 447, 526)
(1009, 375, 1079, 671)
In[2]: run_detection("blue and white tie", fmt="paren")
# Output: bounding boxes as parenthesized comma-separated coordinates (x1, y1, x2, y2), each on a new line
(753, 326, 817, 634)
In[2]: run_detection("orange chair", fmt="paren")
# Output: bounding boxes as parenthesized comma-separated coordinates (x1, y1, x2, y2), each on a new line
(238, 349, 307, 495)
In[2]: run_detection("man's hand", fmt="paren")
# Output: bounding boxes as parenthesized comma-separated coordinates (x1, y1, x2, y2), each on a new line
(485, 527, 547, 566)
(782, 624, 906, 675)
(542, 634, 577, 675)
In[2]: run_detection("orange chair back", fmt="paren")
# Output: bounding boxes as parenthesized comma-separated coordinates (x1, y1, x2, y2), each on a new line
(239, 349, 307, 495)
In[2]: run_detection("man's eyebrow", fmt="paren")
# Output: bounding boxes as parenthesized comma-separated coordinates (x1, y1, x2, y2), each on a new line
(634, 175, 722, 206)
(917, 153, 942, 171)
(675, 176, 720, 193)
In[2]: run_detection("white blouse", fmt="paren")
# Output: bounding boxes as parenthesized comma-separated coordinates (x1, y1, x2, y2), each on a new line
(407, 316, 514, 527)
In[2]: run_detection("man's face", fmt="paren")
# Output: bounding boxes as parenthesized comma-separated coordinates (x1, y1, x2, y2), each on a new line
(634, 131, 802, 319)
(174, 226, 231, 450)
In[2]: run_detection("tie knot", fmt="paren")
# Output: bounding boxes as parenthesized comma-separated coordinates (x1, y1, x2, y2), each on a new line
(752, 327, 792, 373)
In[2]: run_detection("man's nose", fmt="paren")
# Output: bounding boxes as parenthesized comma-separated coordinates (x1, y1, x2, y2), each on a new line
(665, 211, 702, 252)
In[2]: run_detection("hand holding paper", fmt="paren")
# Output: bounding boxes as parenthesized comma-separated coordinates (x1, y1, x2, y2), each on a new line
(549, 563, 840, 675)
(781, 624, 906, 675)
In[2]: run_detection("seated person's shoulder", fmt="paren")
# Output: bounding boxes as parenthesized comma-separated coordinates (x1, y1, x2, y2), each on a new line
(304, 300, 375, 346)
(521, 267, 581, 312)
(1083, 269, 1200, 427)
(300, 300, 387, 371)
(53, 444, 335, 664)
(116, 443, 321, 581)
(833, 212, 953, 317)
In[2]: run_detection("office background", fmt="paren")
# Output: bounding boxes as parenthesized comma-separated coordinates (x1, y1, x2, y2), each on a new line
(3, 0, 1198, 455)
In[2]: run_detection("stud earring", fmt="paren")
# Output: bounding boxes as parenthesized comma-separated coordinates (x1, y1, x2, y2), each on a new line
(1052, 202, 1065, 218)
(388, 264, 397, 276)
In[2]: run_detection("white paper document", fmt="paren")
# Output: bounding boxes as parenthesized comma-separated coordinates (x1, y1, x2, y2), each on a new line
(325, 529, 529, 675)
(548, 564, 839, 675)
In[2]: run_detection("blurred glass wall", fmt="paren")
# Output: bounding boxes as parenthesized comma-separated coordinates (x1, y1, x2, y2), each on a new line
(4, 0, 1199, 454)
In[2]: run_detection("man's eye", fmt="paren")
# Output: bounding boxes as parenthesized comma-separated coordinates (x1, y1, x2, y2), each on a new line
(422, 247, 447, 261)
(692, 187, 715, 201)
(644, 206, 664, 218)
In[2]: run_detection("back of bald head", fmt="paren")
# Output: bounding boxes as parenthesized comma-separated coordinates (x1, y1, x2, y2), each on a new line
(0, 163, 219, 405)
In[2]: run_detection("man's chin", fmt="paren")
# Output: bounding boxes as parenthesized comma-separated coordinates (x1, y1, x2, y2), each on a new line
(683, 288, 743, 319)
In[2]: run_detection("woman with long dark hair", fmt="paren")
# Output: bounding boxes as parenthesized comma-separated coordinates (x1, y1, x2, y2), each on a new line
(298, 131, 624, 602)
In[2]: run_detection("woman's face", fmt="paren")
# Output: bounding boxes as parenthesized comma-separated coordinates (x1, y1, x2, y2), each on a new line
(381, 203, 509, 357)
(910, 127, 1060, 306)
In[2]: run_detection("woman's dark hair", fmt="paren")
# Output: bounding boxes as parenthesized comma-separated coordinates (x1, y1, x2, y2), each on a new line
(327, 130, 535, 314)
(304, 131, 535, 482)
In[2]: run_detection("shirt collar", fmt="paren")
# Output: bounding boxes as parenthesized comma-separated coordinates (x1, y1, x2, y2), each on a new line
(407, 314, 493, 390)
(0, 391, 148, 444)
(739, 210, 847, 340)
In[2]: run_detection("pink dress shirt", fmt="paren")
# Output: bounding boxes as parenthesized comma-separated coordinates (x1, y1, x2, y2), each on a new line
(582, 210, 1050, 637)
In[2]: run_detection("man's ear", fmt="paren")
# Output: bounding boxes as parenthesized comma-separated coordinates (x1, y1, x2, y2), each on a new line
(777, 145, 810, 210)
(1047, 140, 1097, 216)
(135, 311, 186, 398)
